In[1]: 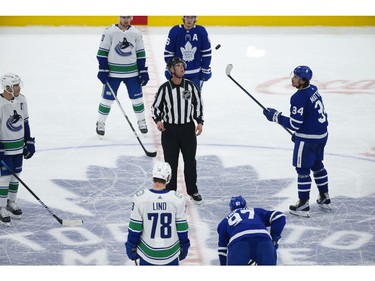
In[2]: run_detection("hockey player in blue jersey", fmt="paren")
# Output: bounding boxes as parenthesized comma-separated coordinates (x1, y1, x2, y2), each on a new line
(164, 16, 212, 90)
(263, 66, 331, 218)
(217, 196, 286, 265)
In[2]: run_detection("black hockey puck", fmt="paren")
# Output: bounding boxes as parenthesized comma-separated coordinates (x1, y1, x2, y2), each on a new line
(215, 44, 221, 50)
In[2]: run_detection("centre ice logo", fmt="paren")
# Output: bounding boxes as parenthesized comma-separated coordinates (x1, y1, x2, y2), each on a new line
(1, 154, 374, 265)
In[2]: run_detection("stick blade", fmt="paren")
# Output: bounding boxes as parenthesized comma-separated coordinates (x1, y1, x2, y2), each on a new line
(62, 220, 84, 227)
(225, 64, 233, 76)
(146, 151, 157, 157)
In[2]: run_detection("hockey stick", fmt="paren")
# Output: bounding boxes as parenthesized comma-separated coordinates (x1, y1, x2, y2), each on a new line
(1, 160, 84, 227)
(106, 82, 157, 158)
(225, 64, 293, 135)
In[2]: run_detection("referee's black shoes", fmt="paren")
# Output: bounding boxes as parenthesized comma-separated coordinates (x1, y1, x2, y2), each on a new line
(190, 193, 203, 205)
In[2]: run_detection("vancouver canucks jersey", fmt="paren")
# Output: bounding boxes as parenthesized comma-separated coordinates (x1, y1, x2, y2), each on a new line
(0, 94, 29, 155)
(164, 24, 211, 78)
(97, 24, 146, 78)
(127, 189, 189, 265)
(279, 84, 328, 143)
(217, 207, 285, 255)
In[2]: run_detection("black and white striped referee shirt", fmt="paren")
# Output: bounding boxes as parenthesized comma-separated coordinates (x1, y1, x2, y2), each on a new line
(151, 78, 204, 125)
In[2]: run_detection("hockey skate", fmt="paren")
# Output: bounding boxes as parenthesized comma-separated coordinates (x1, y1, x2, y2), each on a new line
(7, 200, 22, 219)
(96, 122, 105, 136)
(190, 193, 203, 205)
(317, 193, 332, 210)
(289, 200, 310, 218)
(0, 207, 11, 226)
(137, 119, 148, 134)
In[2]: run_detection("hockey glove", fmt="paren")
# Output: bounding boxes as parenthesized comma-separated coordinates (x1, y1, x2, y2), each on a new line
(179, 240, 190, 261)
(200, 68, 212, 82)
(138, 67, 149, 86)
(125, 241, 139, 261)
(97, 69, 109, 84)
(263, 108, 281, 123)
(23, 137, 35, 159)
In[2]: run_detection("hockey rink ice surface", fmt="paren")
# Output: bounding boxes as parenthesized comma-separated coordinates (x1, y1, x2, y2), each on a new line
(0, 25, 374, 271)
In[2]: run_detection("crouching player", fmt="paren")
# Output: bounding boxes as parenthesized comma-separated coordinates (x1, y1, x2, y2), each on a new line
(217, 196, 286, 265)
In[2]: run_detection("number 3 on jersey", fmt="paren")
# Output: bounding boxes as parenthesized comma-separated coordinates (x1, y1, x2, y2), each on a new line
(292, 100, 326, 124)
(315, 100, 327, 123)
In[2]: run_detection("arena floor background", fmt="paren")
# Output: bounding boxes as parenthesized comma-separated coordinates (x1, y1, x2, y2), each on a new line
(0, 25, 374, 277)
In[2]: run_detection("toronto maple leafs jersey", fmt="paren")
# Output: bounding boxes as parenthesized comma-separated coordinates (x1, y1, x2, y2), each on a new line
(126, 189, 189, 265)
(217, 207, 286, 263)
(97, 24, 146, 78)
(279, 84, 328, 143)
(0, 94, 29, 155)
(164, 24, 211, 78)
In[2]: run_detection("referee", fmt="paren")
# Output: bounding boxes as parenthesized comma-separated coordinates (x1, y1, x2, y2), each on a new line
(151, 57, 204, 204)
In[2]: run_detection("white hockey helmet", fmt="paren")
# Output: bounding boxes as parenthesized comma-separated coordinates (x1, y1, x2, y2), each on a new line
(152, 161, 172, 184)
(1, 73, 22, 92)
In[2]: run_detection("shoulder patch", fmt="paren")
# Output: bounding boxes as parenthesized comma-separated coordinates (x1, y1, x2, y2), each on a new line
(135, 189, 145, 197)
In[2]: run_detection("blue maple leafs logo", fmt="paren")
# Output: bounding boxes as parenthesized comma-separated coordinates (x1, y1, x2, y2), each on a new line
(1, 155, 374, 265)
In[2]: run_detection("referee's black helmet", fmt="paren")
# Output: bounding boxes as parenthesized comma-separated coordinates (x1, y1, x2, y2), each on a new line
(167, 57, 187, 70)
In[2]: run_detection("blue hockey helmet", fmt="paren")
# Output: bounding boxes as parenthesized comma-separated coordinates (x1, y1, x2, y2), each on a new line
(229, 196, 247, 211)
(293, 65, 313, 81)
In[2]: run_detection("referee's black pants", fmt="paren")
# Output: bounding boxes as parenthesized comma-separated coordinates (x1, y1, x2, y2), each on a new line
(161, 122, 198, 195)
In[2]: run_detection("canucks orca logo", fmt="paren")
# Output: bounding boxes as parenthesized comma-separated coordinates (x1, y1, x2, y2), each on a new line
(115, 37, 134, 56)
(6, 110, 23, 131)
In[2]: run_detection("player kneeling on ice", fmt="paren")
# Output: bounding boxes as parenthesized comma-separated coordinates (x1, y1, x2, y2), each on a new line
(125, 161, 190, 265)
(217, 196, 286, 265)
(0, 73, 35, 225)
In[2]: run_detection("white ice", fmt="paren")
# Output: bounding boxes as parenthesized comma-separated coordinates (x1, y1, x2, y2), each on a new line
(0, 25, 375, 275)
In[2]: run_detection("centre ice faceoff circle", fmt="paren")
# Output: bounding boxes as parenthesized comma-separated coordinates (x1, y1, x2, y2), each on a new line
(2, 143, 374, 266)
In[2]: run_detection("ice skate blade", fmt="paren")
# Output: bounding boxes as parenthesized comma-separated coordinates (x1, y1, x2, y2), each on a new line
(8, 213, 21, 219)
(318, 204, 332, 210)
(289, 210, 310, 218)
(1, 221, 10, 227)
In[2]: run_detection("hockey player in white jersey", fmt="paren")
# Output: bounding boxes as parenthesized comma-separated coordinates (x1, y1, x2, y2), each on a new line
(125, 161, 190, 265)
(0, 73, 35, 225)
(96, 16, 150, 136)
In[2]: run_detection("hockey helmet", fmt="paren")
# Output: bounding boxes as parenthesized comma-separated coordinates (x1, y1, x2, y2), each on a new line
(152, 161, 172, 184)
(167, 57, 187, 70)
(293, 65, 313, 81)
(1, 73, 22, 91)
(229, 196, 247, 211)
